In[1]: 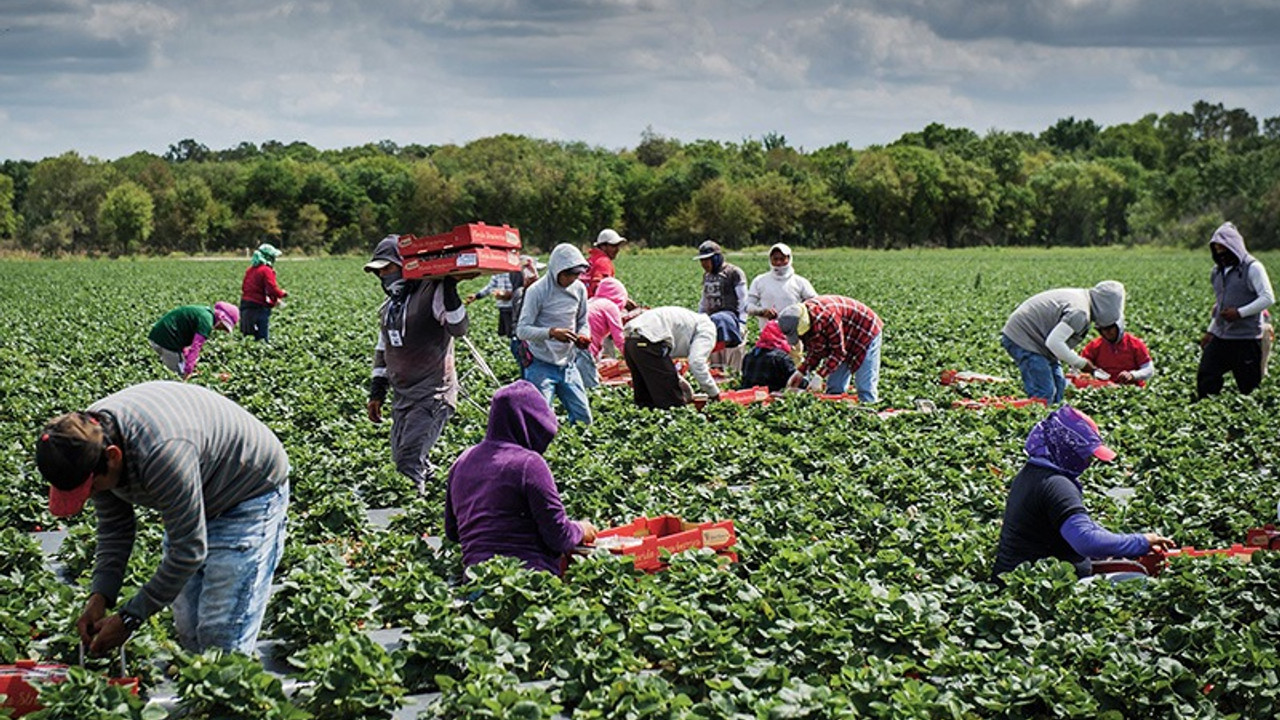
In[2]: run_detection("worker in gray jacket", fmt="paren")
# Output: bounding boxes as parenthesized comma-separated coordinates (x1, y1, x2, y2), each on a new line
(36, 381, 290, 655)
(1197, 222, 1275, 398)
(364, 235, 469, 494)
(1001, 281, 1125, 404)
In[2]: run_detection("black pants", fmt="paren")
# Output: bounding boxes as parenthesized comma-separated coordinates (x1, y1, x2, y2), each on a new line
(496, 307, 514, 338)
(624, 336, 685, 409)
(1197, 336, 1262, 398)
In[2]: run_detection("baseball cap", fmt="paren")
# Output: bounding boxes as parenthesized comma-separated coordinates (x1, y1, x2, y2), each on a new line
(775, 303, 810, 346)
(595, 229, 627, 246)
(694, 240, 722, 260)
(364, 235, 404, 273)
(36, 412, 107, 517)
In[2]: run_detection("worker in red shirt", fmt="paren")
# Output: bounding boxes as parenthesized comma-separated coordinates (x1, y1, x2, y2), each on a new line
(583, 228, 627, 297)
(1079, 322, 1154, 385)
(239, 243, 288, 342)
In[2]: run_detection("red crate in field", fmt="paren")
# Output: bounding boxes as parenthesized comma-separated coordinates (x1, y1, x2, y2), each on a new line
(1245, 525, 1280, 549)
(403, 247, 522, 279)
(397, 223, 521, 256)
(951, 396, 1046, 411)
(719, 386, 774, 406)
(1, 661, 138, 717)
(593, 515, 737, 572)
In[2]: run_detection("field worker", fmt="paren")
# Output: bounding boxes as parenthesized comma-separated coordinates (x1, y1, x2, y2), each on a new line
(623, 306, 721, 409)
(583, 228, 628, 298)
(746, 243, 818, 325)
(695, 240, 748, 373)
(465, 272, 515, 339)
(1197, 222, 1275, 398)
(35, 381, 290, 655)
(239, 243, 288, 342)
(364, 234, 469, 495)
(148, 302, 239, 380)
(991, 405, 1173, 582)
(740, 320, 798, 392)
(779, 295, 884, 402)
(1079, 322, 1155, 386)
(575, 277, 630, 390)
(516, 243, 593, 424)
(1000, 281, 1125, 404)
(445, 380, 598, 576)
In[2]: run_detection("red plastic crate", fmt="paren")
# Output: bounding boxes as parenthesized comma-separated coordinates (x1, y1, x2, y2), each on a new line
(939, 369, 1009, 386)
(1067, 373, 1116, 389)
(593, 515, 737, 572)
(815, 392, 859, 405)
(402, 247, 522, 279)
(1245, 525, 1280, 549)
(0, 661, 138, 717)
(719, 386, 774, 406)
(397, 223, 521, 256)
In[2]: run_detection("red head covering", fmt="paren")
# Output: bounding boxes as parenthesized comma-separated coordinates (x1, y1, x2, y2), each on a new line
(755, 320, 791, 353)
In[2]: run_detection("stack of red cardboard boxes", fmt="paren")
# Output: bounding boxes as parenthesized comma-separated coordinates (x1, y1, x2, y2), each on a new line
(397, 223, 522, 280)
(592, 515, 737, 572)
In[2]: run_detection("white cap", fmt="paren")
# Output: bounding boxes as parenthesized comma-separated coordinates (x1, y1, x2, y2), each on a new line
(595, 228, 627, 246)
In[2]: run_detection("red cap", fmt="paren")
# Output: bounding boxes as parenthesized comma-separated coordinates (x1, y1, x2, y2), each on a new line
(49, 472, 95, 517)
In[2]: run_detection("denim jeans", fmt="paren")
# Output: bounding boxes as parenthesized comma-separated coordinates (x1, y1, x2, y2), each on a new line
(1002, 334, 1064, 403)
(823, 332, 882, 402)
(525, 358, 592, 424)
(574, 349, 600, 390)
(170, 481, 289, 654)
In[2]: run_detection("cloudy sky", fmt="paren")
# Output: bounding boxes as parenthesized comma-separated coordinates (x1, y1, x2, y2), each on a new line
(2, 0, 1279, 162)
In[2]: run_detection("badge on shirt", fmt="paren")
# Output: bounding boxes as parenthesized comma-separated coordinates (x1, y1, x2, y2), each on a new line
(388, 329, 403, 347)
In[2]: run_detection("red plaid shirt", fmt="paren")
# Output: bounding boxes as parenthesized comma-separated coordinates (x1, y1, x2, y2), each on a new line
(797, 295, 883, 376)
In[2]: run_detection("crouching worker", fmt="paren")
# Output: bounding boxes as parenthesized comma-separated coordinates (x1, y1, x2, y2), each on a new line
(36, 381, 290, 655)
(991, 405, 1172, 584)
(740, 320, 797, 392)
(148, 302, 239, 380)
(623, 306, 721, 409)
(1079, 322, 1155, 385)
(445, 380, 597, 576)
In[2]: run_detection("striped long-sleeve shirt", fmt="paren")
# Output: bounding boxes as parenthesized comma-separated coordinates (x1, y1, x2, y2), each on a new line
(797, 295, 884, 377)
(87, 381, 289, 619)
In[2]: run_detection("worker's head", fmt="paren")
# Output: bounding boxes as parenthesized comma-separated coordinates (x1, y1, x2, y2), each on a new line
(364, 235, 404, 275)
(1210, 222, 1246, 268)
(548, 243, 589, 288)
(1024, 405, 1116, 478)
(36, 412, 122, 517)
(213, 302, 239, 332)
(769, 243, 793, 278)
(695, 240, 723, 274)
(486, 380, 558, 454)
(775, 302, 811, 347)
(595, 277, 629, 310)
(1098, 323, 1122, 343)
(594, 228, 627, 259)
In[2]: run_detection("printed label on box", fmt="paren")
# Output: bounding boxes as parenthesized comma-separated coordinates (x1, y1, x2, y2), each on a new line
(457, 253, 478, 268)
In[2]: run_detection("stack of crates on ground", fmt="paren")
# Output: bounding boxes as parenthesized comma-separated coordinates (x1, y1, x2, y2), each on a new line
(1245, 524, 1280, 549)
(397, 223, 522, 279)
(592, 515, 737, 572)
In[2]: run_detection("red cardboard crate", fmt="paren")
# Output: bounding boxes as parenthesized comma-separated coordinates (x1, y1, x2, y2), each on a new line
(720, 387, 774, 406)
(593, 515, 737, 572)
(397, 223, 521, 256)
(0, 661, 138, 717)
(950, 396, 1047, 411)
(940, 369, 1010, 386)
(403, 247, 522, 279)
(1245, 525, 1280, 549)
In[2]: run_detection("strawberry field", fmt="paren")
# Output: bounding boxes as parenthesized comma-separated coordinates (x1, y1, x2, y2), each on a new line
(3, 247, 1280, 719)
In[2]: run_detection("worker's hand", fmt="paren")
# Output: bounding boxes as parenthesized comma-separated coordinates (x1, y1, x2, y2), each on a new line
(465, 294, 477, 304)
(1079, 360, 1097, 376)
(786, 371, 806, 390)
(1144, 533, 1175, 552)
(549, 328, 576, 343)
(1116, 370, 1135, 384)
(494, 290, 512, 301)
(1221, 306, 1241, 322)
(89, 614, 130, 655)
(367, 399, 383, 424)
(578, 520, 598, 544)
(624, 299, 638, 311)
(761, 308, 778, 320)
(1199, 332, 1214, 349)
(77, 594, 108, 646)
(573, 334, 591, 349)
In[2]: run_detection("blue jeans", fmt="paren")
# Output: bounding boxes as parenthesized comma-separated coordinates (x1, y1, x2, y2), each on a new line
(525, 358, 592, 424)
(823, 332, 882, 402)
(170, 481, 289, 654)
(239, 302, 272, 342)
(1002, 334, 1064, 403)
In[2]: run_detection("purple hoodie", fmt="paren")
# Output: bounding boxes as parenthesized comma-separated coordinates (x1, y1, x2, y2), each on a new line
(444, 380, 584, 574)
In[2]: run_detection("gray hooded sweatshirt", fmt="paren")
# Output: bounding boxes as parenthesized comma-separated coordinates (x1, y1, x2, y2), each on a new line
(517, 243, 590, 366)
(1003, 281, 1125, 368)
(1208, 222, 1275, 340)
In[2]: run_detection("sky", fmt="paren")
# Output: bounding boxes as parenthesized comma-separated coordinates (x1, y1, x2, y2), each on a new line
(2, 0, 1279, 162)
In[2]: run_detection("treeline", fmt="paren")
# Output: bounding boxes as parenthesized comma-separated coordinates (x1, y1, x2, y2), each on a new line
(1, 100, 1278, 256)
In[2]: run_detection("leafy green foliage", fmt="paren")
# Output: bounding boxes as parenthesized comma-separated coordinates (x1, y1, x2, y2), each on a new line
(174, 648, 310, 720)
(290, 633, 405, 719)
(28, 667, 164, 720)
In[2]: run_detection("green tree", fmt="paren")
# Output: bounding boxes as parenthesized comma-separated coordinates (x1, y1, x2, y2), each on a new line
(666, 178, 762, 247)
(0, 173, 17, 240)
(291, 203, 328, 254)
(97, 181, 155, 256)
(21, 151, 116, 253)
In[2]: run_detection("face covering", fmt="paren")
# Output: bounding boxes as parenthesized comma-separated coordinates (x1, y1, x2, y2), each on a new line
(380, 270, 405, 296)
(771, 260, 793, 279)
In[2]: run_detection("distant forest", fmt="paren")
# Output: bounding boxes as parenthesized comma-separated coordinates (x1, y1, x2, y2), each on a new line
(1, 100, 1278, 256)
